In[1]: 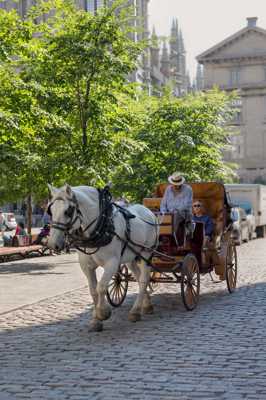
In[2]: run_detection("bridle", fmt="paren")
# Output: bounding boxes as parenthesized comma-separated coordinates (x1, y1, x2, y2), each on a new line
(48, 187, 115, 252)
(47, 195, 83, 233)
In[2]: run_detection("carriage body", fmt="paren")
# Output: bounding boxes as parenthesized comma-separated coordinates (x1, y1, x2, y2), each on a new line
(107, 182, 237, 310)
(143, 182, 234, 278)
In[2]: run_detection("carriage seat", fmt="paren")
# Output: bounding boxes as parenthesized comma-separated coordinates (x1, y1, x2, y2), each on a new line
(143, 197, 224, 246)
(143, 197, 161, 211)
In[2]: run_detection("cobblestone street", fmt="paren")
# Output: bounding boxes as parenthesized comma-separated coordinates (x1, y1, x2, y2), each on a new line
(1, 239, 266, 400)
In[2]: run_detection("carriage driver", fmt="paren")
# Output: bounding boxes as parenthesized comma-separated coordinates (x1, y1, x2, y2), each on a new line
(160, 172, 193, 237)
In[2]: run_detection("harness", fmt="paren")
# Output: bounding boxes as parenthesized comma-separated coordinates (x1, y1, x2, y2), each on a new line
(49, 185, 158, 258)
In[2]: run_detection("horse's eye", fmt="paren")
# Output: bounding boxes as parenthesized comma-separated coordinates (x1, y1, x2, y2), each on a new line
(65, 206, 74, 218)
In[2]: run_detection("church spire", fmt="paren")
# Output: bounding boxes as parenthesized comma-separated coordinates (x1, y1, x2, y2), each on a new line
(150, 26, 160, 68)
(160, 40, 170, 78)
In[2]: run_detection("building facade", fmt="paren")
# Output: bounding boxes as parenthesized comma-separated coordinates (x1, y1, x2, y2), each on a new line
(150, 19, 190, 96)
(197, 17, 266, 183)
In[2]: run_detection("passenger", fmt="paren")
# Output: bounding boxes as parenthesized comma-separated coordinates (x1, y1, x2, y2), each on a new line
(160, 172, 193, 237)
(192, 200, 214, 246)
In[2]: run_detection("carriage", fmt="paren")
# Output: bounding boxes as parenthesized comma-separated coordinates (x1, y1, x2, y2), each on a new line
(106, 182, 237, 311)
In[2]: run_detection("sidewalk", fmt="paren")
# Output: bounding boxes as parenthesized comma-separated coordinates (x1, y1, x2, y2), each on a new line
(0, 252, 86, 314)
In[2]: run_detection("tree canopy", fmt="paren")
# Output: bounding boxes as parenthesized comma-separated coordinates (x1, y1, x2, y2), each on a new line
(0, 0, 143, 204)
(0, 1, 238, 211)
(112, 89, 237, 201)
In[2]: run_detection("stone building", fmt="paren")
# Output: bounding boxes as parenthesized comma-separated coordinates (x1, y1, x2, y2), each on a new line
(197, 17, 266, 183)
(150, 19, 190, 96)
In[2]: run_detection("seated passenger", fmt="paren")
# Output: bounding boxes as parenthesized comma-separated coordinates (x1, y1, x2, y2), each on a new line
(160, 172, 193, 237)
(192, 201, 214, 245)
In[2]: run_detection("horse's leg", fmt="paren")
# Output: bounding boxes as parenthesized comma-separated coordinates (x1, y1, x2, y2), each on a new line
(78, 253, 103, 332)
(129, 260, 153, 316)
(128, 258, 152, 322)
(95, 257, 119, 321)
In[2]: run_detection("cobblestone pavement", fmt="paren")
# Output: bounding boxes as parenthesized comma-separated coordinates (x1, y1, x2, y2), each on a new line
(1, 239, 266, 400)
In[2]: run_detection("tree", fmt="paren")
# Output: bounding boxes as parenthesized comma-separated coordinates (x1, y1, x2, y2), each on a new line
(0, 1, 144, 228)
(22, 0, 144, 185)
(112, 89, 238, 201)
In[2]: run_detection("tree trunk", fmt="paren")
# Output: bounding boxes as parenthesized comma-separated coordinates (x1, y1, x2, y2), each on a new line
(26, 194, 32, 235)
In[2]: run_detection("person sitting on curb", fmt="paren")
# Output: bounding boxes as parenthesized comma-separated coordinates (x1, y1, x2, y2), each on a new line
(33, 224, 50, 245)
(15, 222, 27, 237)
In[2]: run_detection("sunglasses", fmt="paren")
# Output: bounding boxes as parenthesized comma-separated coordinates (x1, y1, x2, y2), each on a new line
(193, 204, 201, 208)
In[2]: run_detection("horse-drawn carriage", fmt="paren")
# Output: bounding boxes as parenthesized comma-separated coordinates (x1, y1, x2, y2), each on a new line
(106, 182, 237, 311)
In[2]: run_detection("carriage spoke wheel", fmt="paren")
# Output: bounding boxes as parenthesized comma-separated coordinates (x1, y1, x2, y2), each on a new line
(106, 264, 129, 307)
(181, 254, 200, 311)
(225, 241, 237, 293)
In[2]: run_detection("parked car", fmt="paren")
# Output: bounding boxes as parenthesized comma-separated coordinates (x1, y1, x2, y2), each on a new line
(231, 207, 249, 245)
(234, 200, 256, 240)
(2, 213, 17, 231)
(225, 184, 266, 238)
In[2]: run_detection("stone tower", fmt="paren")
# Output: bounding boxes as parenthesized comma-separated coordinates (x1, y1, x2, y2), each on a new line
(150, 26, 160, 69)
(160, 39, 170, 79)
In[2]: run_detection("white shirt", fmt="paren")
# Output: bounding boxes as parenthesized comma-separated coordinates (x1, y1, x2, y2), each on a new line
(160, 184, 193, 213)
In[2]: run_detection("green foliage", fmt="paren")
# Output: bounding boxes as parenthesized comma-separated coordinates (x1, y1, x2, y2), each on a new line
(0, 1, 237, 208)
(112, 89, 238, 201)
(0, 0, 144, 203)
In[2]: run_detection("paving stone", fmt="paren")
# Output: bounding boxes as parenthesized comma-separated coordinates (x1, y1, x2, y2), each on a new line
(1, 240, 266, 399)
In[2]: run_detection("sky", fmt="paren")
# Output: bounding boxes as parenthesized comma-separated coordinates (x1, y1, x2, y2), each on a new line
(149, 0, 266, 80)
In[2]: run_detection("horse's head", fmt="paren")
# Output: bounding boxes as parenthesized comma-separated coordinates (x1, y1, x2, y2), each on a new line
(47, 184, 81, 251)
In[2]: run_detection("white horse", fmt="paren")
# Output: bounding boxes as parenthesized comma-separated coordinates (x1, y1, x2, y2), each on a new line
(47, 184, 159, 331)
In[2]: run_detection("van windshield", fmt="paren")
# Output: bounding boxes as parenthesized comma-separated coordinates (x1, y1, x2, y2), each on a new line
(234, 201, 252, 215)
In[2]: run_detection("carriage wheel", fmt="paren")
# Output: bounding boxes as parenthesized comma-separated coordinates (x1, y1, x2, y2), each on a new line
(225, 241, 237, 293)
(106, 264, 129, 307)
(181, 254, 200, 311)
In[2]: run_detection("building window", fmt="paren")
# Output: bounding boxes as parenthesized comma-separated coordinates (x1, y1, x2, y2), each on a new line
(230, 68, 240, 86)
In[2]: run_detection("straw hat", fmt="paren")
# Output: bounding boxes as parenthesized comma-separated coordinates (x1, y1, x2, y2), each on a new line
(168, 172, 185, 186)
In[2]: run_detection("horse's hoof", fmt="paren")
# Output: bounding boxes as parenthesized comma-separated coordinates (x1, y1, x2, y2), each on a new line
(128, 312, 141, 322)
(143, 304, 154, 314)
(96, 306, 112, 321)
(88, 320, 103, 332)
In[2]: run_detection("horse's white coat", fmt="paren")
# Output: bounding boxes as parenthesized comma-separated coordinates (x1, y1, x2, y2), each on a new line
(48, 184, 159, 331)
